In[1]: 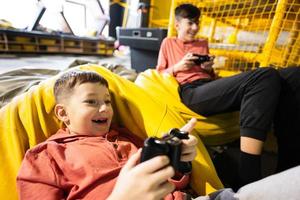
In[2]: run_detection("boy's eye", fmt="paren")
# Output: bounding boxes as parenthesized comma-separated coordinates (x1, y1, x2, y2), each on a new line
(84, 99, 111, 106)
(85, 100, 98, 105)
(188, 20, 199, 26)
(105, 100, 111, 105)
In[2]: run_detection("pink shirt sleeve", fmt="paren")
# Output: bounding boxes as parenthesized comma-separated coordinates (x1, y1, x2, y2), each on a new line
(156, 38, 174, 75)
(170, 173, 190, 190)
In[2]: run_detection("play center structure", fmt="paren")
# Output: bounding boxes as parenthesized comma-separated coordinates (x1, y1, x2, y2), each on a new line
(0, 0, 299, 199)
(166, 0, 299, 72)
(118, 0, 299, 73)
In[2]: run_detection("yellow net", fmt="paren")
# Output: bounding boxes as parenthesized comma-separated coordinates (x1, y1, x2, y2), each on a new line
(168, 0, 300, 72)
(148, 0, 172, 28)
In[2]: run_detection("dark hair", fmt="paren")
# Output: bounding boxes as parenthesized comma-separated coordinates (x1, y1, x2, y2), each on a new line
(54, 70, 109, 103)
(175, 4, 200, 20)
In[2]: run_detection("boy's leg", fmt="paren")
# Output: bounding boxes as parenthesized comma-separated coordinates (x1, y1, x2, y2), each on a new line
(193, 166, 300, 200)
(180, 67, 281, 185)
(192, 189, 236, 200)
(275, 67, 300, 172)
(234, 166, 300, 200)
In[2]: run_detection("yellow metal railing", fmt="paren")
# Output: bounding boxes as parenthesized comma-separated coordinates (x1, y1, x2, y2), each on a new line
(148, 0, 172, 28)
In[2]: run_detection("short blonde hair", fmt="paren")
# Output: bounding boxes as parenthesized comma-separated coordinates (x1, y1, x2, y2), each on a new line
(54, 70, 109, 103)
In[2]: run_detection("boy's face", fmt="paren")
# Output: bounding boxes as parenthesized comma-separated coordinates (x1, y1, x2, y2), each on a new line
(57, 82, 113, 136)
(175, 17, 199, 42)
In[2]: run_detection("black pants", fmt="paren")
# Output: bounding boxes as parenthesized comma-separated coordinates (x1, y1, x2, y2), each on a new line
(179, 67, 281, 141)
(274, 67, 300, 171)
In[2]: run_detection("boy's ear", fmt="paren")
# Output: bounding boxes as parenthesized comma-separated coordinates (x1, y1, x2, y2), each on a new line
(54, 104, 69, 123)
(174, 16, 183, 30)
(175, 19, 180, 30)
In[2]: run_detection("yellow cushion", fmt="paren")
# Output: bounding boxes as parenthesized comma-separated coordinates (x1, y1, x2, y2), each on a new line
(135, 69, 240, 145)
(0, 64, 224, 199)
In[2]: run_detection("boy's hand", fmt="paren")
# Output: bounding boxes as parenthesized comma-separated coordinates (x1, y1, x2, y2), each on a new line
(201, 55, 215, 72)
(180, 118, 198, 162)
(108, 149, 175, 200)
(173, 53, 199, 73)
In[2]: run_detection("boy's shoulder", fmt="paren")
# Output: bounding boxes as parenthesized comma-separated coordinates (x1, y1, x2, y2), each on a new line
(196, 37, 209, 42)
(46, 128, 79, 142)
(25, 129, 71, 155)
(162, 37, 177, 43)
(162, 37, 208, 44)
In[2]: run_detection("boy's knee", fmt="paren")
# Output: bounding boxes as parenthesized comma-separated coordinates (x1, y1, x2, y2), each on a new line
(279, 66, 300, 79)
(257, 67, 281, 87)
(258, 67, 279, 76)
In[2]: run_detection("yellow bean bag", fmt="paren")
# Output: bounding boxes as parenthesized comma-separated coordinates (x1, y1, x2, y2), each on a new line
(135, 69, 240, 146)
(0, 64, 223, 200)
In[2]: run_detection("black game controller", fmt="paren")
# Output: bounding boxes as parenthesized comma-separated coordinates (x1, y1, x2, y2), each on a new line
(140, 128, 192, 174)
(193, 54, 211, 65)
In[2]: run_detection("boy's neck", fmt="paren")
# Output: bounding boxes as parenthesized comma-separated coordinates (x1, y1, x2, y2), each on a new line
(176, 37, 197, 43)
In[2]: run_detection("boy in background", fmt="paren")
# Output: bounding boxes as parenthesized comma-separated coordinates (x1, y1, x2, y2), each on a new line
(156, 3, 282, 187)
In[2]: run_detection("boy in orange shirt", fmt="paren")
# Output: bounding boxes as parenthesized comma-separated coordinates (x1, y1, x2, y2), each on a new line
(157, 3, 281, 187)
(16, 70, 198, 200)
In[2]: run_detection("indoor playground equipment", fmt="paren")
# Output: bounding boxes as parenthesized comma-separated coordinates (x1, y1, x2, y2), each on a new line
(164, 0, 299, 72)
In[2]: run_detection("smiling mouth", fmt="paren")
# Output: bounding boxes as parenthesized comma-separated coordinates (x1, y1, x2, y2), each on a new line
(92, 119, 108, 124)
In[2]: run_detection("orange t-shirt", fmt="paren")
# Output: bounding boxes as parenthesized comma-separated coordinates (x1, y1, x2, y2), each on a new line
(17, 127, 189, 200)
(156, 37, 215, 85)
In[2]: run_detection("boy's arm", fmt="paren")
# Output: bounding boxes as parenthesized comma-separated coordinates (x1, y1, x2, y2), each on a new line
(17, 150, 64, 200)
(156, 38, 173, 74)
(180, 118, 198, 163)
(17, 180, 64, 200)
(156, 40, 194, 76)
(156, 38, 187, 76)
(168, 134, 196, 190)
(169, 118, 198, 190)
(169, 172, 190, 190)
(202, 41, 217, 78)
(108, 150, 176, 200)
